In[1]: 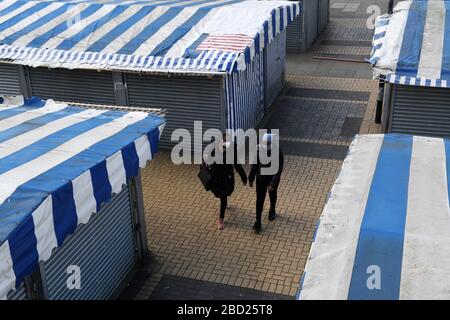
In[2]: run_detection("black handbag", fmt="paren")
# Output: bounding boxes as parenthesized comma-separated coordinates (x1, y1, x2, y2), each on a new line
(198, 164, 212, 191)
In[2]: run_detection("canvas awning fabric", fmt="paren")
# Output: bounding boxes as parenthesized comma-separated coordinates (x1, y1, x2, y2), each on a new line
(298, 134, 450, 300)
(0, 95, 166, 299)
(0, 0, 300, 74)
(369, 0, 450, 87)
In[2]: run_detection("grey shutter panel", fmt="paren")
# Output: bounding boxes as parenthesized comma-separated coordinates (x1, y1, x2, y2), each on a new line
(28, 68, 115, 105)
(0, 63, 21, 95)
(286, 0, 320, 52)
(286, 14, 303, 52)
(390, 85, 450, 138)
(43, 184, 136, 300)
(127, 73, 224, 150)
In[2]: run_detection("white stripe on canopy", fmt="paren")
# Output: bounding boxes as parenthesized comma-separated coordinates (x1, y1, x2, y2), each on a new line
(417, 0, 446, 80)
(400, 136, 450, 299)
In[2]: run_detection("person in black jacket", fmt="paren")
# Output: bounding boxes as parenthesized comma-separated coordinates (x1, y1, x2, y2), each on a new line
(248, 133, 284, 234)
(206, 133, 247, 230)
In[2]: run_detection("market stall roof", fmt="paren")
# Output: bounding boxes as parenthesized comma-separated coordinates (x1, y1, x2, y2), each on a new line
(369, 0, 450, 88)
(0, 95, 166, 299)
(0, 0, 300, 74)
(298, 134, 450, 300)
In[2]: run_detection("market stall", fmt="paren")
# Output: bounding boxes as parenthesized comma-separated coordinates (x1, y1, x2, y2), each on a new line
(369, 0, 450, 138)
(0, 95, 166, 300)
(0, 0, 300, 150)
(298, 134, 450, 299)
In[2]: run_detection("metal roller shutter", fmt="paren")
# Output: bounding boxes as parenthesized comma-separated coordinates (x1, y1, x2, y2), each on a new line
(286, 14, 303, 52)
(28, 68, 115, 105)
(127, 73, 224, 150)
(0, 63, 21, 95)
(390, 85, 450, 138)
(286, 0, 320, 52)
(43, 184, 137, 300)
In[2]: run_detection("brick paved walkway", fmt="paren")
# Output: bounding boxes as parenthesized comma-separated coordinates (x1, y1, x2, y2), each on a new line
(123, 0, 385, 300)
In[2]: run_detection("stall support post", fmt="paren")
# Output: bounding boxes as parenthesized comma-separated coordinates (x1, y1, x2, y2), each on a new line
(129, 172, 149, 264)
(24, 263, 48, 300)
(388, 0, 394, 14)
(375, 75, 385, 124)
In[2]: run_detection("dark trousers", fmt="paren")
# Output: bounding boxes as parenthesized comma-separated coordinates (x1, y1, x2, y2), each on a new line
(220, 196, 227, 219)
(255, 177, 277, 222)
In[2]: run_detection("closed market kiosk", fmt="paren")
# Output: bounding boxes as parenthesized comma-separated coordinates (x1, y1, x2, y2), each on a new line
(0, 95, 166, 300)
(0, 0, 301, 150)
(298, 134, 450, 299)
(285, 0, 329, 52)
(369, 1, 450, 138)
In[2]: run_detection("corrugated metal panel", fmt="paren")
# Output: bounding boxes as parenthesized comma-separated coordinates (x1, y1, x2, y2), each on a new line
(286, 0, 321, 52)
(127, 73, 223, 150)
(43, 184, 137, 300)
(7, 282, 28, 300)
(265, 29, 286, 108)
(0, 63, 21, 95)
(28, 68, 115, 105)
(390, 85, 450, 138)
(286, 14, 303, 52)
(318, 0, 329, 34)
(226, 49, 264, 131)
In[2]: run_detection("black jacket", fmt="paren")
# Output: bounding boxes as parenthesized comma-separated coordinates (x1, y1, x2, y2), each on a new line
(208, 144, 247, 198)
(249, 147, 284, 188)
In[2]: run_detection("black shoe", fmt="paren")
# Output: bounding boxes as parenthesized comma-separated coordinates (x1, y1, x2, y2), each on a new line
(253, 221, 262, 234)
(268, 211, 276, 221)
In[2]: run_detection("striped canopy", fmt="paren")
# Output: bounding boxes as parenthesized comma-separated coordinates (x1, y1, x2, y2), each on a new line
(0, 0, 300, 74)
(370, 0, 450, 87)
(298, 134, 450, 300)
(0, 95, 165, 299)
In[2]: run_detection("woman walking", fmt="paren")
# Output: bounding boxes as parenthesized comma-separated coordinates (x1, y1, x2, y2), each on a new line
(205, 133, 247, 230)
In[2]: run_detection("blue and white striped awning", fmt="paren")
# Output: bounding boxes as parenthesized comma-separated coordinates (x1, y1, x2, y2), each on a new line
(369, 0, 450, 88)
(0, 0, 300, 74)
(298, 134, 450, 300)
(0, 95, 165, 299)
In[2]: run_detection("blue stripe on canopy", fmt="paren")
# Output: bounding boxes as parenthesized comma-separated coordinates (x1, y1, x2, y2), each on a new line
(348, 135, 413, 300)
(0, 95, 165, 299)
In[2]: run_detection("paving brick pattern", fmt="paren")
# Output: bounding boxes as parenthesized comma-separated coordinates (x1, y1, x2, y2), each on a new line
(127, 0, 384, 300)
(267, 97, 366, 144)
